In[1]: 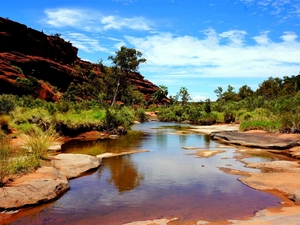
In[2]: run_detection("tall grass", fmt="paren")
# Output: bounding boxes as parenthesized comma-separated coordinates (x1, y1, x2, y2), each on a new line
(22, 128, 58, 160)
(239, 121, 280, 132)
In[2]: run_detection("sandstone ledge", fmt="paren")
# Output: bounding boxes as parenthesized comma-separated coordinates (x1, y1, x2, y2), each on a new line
(210, 130, 300, 149)
(0, 167, 69, 209)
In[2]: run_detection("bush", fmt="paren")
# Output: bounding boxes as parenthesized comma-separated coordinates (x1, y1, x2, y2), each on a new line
(135, 108, 147, 122)
(0, 115, 10, 133)
(104, 107, 135, 130)
(279, 112, 300, 133)
(198, 112, 217, 125)
(0, 94, 16, 114)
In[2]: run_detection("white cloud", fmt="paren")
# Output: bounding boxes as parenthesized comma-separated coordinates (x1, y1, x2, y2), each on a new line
(252, 31, 271, 45)
(280, 31, 298, 42)
(101, 15, 151, 31)
(125, 29, 300, 81)
(43, 8, 152, 31)
(241, 0, 300, 19)
(64, 32, 108, 53)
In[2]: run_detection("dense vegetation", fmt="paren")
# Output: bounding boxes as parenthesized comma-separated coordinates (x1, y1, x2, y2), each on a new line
(157, 74, 300, 133)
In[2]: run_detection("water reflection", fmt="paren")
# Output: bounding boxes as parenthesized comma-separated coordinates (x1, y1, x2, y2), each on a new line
(100, 156, 145, 193)
(62, 131, 145, 155)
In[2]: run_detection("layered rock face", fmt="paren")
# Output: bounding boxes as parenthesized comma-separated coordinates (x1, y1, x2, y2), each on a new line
(0, 17, 165, 103)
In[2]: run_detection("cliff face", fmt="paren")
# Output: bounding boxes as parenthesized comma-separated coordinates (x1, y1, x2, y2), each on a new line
(0, 17, 166, 103)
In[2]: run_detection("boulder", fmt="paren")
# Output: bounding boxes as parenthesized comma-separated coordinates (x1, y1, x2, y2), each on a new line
(52, 154, 100, 179)
(0, 167, 69, 209)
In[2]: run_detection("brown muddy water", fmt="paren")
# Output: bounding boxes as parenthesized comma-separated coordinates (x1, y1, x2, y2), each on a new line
(6, 122, 283, 225)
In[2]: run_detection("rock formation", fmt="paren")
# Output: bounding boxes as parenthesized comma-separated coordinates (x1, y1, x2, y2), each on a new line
(0, 17, 167, 104)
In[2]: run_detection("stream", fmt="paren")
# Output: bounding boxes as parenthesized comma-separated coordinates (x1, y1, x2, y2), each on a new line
(8, 122, 282, 224)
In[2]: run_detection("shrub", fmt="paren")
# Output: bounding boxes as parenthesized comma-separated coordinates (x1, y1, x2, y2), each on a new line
(279, 112, 300, 133)
(135, 108, 147, 122)
(198, 112, 217, 125)
(224, 109, 236, 123)
(11, 65, 23, 74)
(0, 115, 10, 133)
(0, 94, 16, 114)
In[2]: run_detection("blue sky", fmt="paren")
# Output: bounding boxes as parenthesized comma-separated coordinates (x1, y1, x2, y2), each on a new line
(1, 0, 300, 101)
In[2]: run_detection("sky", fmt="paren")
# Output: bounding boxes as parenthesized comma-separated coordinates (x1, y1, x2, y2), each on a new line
(1, 0, 300, 101)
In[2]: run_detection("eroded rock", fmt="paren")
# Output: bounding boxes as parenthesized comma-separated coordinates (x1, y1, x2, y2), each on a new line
(0, 167, 69, 209)
(52, 154, 100, 179)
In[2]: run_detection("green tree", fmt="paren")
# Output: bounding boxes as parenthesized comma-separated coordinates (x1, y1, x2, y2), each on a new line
(178, 87, 191, 105)
(223, 85, 238, 102)
(238, 85, 254, 100)
(214, 87, 223, 101)
(204, 98, 211, 113)
(108, 46, 146, 106)
(153, 85, 168, 103)
(256, 77, 282, 99)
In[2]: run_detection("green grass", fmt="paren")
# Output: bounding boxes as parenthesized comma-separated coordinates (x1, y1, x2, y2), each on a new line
(55, 109, 105, 124)
(22, 128, 58, 160)
(239, 120, 280, 132)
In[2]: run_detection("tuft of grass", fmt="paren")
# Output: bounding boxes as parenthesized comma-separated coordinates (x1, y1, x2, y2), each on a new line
(239, 120, 280, 132)
(22, 127, 58, 160)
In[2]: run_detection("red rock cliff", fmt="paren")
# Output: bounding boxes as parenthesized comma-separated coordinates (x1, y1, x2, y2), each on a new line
(0, 17, 168, 104)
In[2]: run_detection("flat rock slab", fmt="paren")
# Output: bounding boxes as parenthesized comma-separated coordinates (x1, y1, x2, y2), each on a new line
(52, 154, 100, 179)
(0, 167, 69, 209)
(211, 131, 300, 149)
(239, 172, 300, 204)
(97, 150, 149, 159)
(189, 124, 239, 135)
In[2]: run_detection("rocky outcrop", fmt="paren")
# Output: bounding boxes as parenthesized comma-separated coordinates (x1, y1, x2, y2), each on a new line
(211, 131, 300, 149)
(0, 17, 167, 103)
(52, 154, 101, 179)
(0, 167, 69, 209)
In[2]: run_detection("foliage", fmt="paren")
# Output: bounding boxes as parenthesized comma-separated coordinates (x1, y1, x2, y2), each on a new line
(15, 76, 41, 93)
(11, 65, 23, 74)
(0, 94, 16, 114)
(177, 87, 191, 105)
(22, 127, 58, 160)
(0, 131, 42, 186)
(104, 107, 135, 130)
(204, 98, 211, 113)
(153, 85, 168, 103)
(108, 46, 146, 106)
(135, 108, 148, 122)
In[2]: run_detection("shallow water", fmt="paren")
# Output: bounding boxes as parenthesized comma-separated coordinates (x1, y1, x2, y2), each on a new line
(7, 122, 282, 224)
